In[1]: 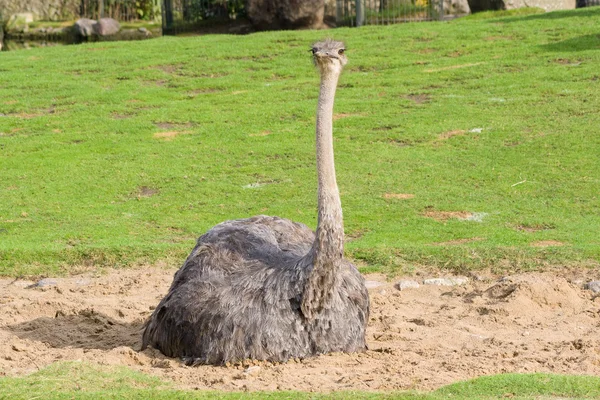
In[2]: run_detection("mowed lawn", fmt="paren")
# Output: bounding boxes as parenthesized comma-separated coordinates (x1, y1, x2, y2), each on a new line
(1, 8, 599, 277)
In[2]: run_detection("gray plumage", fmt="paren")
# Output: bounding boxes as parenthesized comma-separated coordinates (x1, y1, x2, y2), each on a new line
(142, 39, 369, 365)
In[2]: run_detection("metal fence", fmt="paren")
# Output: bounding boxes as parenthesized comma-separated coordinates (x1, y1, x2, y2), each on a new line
(162, 0, 244, 34)
(577, 0, 600, 6)
(80, 0, 161, 21)
(335, 0, 444, 26)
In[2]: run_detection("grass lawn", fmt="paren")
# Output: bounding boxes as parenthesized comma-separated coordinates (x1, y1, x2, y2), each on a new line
(1, 8, 599, 276)
(1, 362, 600, 399)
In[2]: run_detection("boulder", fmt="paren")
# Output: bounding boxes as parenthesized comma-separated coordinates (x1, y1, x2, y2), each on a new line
(245, 0, 324, 30)
(74, 18, 96, 37)
(245, 0, 278, 29)
(443, 0, 471, 14)
(93, 18, 120, 37)
(467, 0, 574, 11)
(502, 0, 575, 10)
(279, 0, 325, 28)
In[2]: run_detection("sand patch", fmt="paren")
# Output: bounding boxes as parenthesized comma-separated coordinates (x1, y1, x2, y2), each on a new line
(422, 210, 472, 221)
(1, 269, 599, 392)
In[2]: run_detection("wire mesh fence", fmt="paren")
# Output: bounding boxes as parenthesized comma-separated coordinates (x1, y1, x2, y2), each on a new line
(577, 0, 600, 6)
(335, 0, 444, 26)
(80, 0, 161, 21)
(162, 0, 244, 34)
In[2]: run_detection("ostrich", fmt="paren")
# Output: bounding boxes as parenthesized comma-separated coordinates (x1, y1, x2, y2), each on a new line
(142, 39, 369, 365)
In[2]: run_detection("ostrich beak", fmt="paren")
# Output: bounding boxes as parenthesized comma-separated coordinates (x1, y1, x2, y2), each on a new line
(314, 51, 340, 61)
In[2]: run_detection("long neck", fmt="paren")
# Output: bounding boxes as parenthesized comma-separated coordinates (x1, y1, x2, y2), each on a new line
(301, 68, 344, 320)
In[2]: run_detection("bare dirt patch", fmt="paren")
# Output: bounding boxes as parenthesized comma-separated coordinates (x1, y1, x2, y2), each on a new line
(154, 122, 195, 130)
(433, 237, 484, 246)
(405, 94, 430, 104)
(153, 131, 191, 140)
(249, 130, 272, 137)
(383, 193, 415, 200)
(531, 240, 565, 247)
(485, 36, 514, 41)
(437, 129, 466, 140)
(333, 113, 360, 121)
(1, 269, 599, 392)
(132, 186, 159, 198)
(515, 224, 555, 233)
(423, 210, 472, 221)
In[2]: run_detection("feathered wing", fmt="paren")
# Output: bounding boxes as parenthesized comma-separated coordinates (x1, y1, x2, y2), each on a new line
(142, 216, 369, 364)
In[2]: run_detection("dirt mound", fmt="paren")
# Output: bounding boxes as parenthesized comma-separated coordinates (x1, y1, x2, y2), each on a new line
(1, 269, 599, 391)
(469, 273, 587, 317)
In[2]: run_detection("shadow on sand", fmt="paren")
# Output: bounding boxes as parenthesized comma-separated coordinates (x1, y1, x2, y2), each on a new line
(7, 309, 145, 351)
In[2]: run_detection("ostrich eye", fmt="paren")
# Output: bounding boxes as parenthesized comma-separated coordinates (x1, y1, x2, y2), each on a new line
(338, 49, 345, 55)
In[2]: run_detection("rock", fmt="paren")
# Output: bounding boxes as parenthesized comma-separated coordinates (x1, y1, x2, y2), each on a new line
(75, 278, 91, 286)
(246, 0, 278, 29)
(423, 277, 469, 286)
(365, 280, 385, 289)
(6, 13, 35, 33)
(138, 27, 151, 37)
(394, 280, 420, 290)
(468, 0, 574, 11)
(74, 18, 96, 37)
(585, 281, 600, 294)
(444, 0, 471, 14)
(279, 0, 324, 28)
(151, 359, 172, 368)
(26, 278, 59, 289)
(246, 0, 324, 30)
(0, 0, 79, 22)
(94, 18, 120, 37)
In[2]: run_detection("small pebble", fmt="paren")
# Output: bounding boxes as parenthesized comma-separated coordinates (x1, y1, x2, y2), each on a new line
(585, 281, 600, 293)
(394, 280, 420, 291)
(423, 277, 468, 286)
(364, 280, 385, 289)
(26, 278, 58, 289)
(75, 278, 91, 286)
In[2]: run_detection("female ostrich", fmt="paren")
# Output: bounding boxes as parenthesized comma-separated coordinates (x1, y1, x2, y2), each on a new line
(142, 39, 369, 365)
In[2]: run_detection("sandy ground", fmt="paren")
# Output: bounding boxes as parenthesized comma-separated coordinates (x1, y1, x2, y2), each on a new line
(1, 268, 599, 392)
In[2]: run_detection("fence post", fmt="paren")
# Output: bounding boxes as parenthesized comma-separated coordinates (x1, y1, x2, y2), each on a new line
(355, 0, 364, 26)
(163, 0, 173, 33)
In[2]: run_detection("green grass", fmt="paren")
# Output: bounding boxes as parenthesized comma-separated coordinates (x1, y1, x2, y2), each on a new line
(1, 8, 600, 276)
(1, 362, 600, 399)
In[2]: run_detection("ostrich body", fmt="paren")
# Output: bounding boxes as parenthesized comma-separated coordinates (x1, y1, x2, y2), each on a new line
(142, 39, 369, 365)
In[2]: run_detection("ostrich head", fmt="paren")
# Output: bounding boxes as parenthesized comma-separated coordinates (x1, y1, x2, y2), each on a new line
(311, 39, 347, 75)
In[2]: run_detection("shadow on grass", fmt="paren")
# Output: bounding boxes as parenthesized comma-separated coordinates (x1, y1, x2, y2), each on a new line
(8, 309, 144, 350)
(499, 6, 600, 22)
(541, 33, 600, 52)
